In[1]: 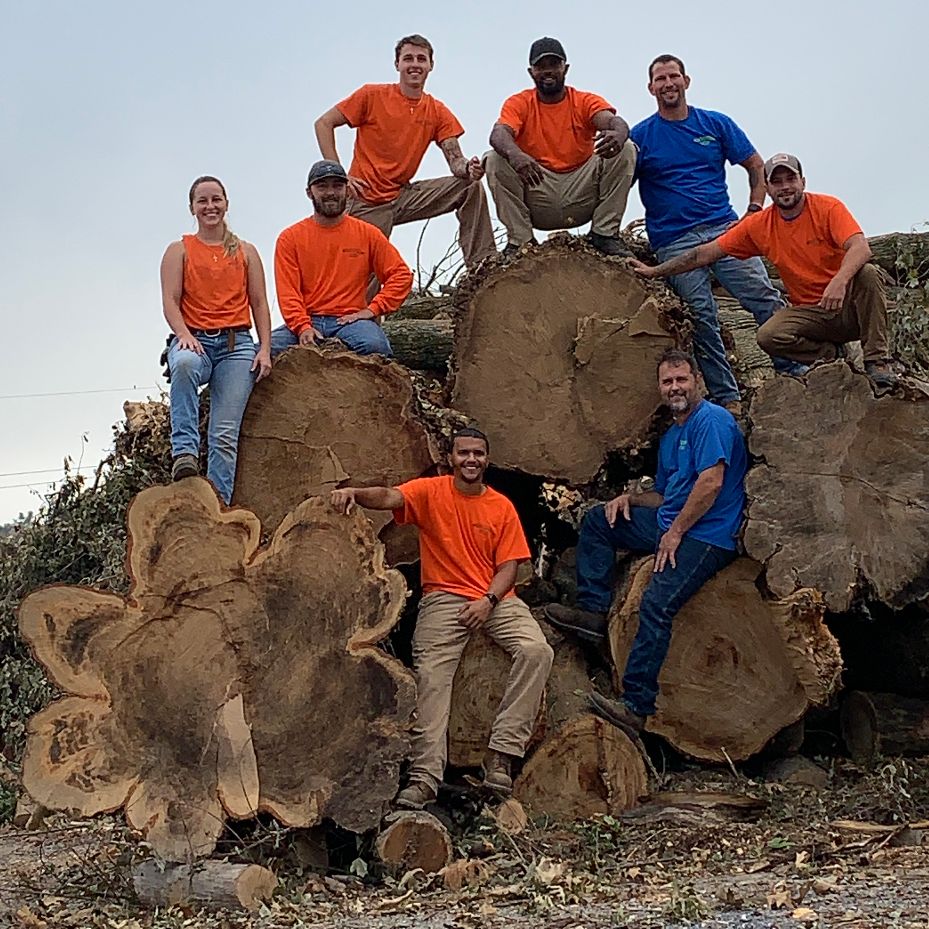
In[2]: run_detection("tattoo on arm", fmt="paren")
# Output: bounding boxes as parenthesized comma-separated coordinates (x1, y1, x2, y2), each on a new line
(659, 247, 704, 277)
(439, 137, 466, 174)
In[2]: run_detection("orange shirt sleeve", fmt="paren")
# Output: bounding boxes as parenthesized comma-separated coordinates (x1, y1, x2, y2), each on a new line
(336, 85, 369, 127)
(368, 228, 413, 316)
(274, 229, 311, 336)
(717, 215, 764, 261)
(498, 92, 528, 134)
(580, 91, 615, 125)
(494, 501, 531, 567)
(433, 100, 464, 143)
(393, 477, 429, 525)
(825, 199, 863, 248)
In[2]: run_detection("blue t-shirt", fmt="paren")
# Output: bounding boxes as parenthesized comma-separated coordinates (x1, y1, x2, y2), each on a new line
(655, 400, 747, 550)
(631, 107, 756, 250)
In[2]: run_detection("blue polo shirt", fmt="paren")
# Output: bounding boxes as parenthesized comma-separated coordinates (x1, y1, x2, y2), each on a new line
(655, 400, 747, 550)
(631, 106, 756, 250)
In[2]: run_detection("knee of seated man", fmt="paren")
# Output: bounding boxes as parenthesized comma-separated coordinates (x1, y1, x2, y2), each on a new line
(517, 637, 554, 669)
(855, 262, 882, 287)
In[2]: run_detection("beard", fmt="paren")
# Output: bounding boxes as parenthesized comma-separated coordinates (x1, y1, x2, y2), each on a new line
(774, 189, 803, 210)
(533, 73, 565, 97)
(666, 392, 692, 414)
(311, 190, 347, 218)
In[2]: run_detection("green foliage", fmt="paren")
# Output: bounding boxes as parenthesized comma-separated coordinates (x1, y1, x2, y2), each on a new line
(889, 227, 929, 378)
(0, 403, 173, 780)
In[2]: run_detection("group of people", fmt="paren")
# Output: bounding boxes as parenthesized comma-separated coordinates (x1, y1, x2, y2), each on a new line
(159, 34, 899, 807)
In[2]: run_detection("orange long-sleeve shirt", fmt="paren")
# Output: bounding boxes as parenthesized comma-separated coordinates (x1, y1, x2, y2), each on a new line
(274, 215, 413, 335)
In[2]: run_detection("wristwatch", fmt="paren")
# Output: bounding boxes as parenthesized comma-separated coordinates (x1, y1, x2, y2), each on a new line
(484, 591, 500, 607)
(746, 203, 763, 213)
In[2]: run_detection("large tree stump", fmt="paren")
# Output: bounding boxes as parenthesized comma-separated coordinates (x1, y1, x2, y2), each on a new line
(513, 714, 647, 820)
(609, 558, 842, 762)
(840, 691, 929, 767)
(450, 240, 687, 482)
(744, 363, 929, 612)
(375, 811, 453, 875)
(233, 347, 439, 560)
(19, 480, 415, 860)
(132, 860, 276, 912)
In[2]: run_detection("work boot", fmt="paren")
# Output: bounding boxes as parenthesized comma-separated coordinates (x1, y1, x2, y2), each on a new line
(394, 781, 436, 810)
(171, 454, 199, 481)
(587, 691, 646, 738)
(864, 360, 898, 390)
(481, 750, 514, 794)
(588, 232, 633, 258)
(543, 603, 608, 642)
(500, 239, 535, 263)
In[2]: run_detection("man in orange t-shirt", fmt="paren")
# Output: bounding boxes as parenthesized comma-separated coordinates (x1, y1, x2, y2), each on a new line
(331, 427, 553, 809)
(270, 160, 413, 359)
(486, 37, 637, 258)
(628, 153, 897, 388)
(314, 34, 495, 270)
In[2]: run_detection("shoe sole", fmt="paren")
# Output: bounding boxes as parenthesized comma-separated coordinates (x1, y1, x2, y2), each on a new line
(172, 468, 199, 481)
(394, 797, 428, 811)
(587, 692, 645, 740)
(542, 609, 606, 643)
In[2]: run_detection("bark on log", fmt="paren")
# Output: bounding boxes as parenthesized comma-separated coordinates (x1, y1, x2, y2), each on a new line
(375, 810, 453, 875)
(19, 480, 415, 860)
(132, 860, 277, 912)
(744, 363, 929, 612)
(233, 347, 439, 561)
(609, 558, 842, 762)
(450, 239, 688, 482)
(840, 690, 929, 767)
(867, 233, 929, 285)
(513, 714, 647, 820)
(382, 318, 453, 372)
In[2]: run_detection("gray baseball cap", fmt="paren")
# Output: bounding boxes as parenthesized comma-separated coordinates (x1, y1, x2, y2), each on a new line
(307, 160, 348, 186)
(764, 152, 803, 180)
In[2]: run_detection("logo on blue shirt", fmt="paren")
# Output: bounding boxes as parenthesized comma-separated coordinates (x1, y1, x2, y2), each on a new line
(693, 135, 717, 146)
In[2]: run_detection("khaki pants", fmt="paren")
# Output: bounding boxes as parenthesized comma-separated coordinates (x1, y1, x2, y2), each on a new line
(756, 263, 889, 363)
(483, 142, 636, 246)
(408, 591, 554, 790)
(349, 176, 496, 269)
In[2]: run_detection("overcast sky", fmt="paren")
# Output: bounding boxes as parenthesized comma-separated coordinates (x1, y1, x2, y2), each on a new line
(1, 0, 924, 521)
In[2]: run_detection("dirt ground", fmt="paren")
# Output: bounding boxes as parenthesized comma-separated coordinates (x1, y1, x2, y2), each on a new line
(3, 758, 929, 929)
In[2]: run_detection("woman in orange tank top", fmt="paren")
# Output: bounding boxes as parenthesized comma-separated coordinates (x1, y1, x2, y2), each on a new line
(160, 176, 272, 503)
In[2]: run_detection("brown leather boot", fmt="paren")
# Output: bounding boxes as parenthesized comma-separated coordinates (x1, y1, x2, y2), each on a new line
(481, 749, 514, 794)
(394, 781, 436, 810)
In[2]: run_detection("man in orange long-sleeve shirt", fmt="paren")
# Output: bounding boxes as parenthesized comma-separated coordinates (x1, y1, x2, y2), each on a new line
(270, 160, 413, 358)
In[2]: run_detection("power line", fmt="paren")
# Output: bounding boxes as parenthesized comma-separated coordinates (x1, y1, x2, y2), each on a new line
(0, 467, 98, 478)
(0, 386, 160, 401)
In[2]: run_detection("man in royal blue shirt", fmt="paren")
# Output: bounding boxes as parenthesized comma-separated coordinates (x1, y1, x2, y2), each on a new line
(545, 347, 747, 735)
(632, 54, 802, 414)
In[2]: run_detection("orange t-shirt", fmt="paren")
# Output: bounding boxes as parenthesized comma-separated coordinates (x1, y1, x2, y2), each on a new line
(337, 83, 464, 205)
(274, 215, 413, 335)
(497, 86, 614, 173)
(180, 235, 250, 330)
(717, 193, 863, 307)
(394, 475, 531, 601)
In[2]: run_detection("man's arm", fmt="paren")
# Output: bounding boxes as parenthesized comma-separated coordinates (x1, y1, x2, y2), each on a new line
(603, 490, 664, 526)
(369, 239, 413, 316)
(654, 463, 726, 572)
(456, 559, 521, 630)
(330, 486, 404, 513)
(591, 108, 629, 157)
(274, 234, 318, 344)
(439, 137, 483, 181)
(489, 123, 544, 186)
(820, 233, 872, 311)
(630, 240, 726, 279)
(738, 152, 766, 217)
(314, 105, 368, 200)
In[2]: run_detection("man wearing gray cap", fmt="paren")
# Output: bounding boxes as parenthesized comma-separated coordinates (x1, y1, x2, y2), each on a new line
(630, 153, 897, 388)
(271, 160, 413, 358)
(486, 37, 636, 258)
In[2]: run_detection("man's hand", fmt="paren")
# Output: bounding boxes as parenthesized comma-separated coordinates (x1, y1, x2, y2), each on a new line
(347, 175, 369, 200)
(819, 276, 848, 312)
(629, 259, 660, 278)
(465, 156, 484, 181)
(298, 327, 320, 346)
(603, 494, 632, 527)
(457, 596, 494, 630)
(330, 488, 356, 514)
(594, 129, 626, 159)
(654, 527, 683, 573)
(175, 333, 204, 355)
(509, 150, 544, 187)
(251, 346, 272, 381)
(337, 308, 375, 326)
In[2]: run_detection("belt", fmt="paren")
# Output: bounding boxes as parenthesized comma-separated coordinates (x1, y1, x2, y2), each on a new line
(190, 325, 251, 350)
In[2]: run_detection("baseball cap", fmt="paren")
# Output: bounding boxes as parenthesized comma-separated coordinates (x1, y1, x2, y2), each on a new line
(764, 153, 803, 180)
(529, 37, 566, 65)
(306, 160, 348, 186)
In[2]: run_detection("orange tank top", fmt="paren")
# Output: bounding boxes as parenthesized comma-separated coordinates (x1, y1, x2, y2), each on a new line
(180, 234, 250, 330)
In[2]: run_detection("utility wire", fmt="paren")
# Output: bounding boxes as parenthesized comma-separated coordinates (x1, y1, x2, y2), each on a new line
(0, 386, 159, 401)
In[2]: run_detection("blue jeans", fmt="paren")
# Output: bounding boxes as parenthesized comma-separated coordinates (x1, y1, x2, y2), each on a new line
(167, 331, 256, 504)
(656, 221, 797, 404)
(270, 316, 393, 359)
(576, 504, 736, 716)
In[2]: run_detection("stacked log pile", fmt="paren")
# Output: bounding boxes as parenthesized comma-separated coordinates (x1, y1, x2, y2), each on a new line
(15, 234, 929, 907)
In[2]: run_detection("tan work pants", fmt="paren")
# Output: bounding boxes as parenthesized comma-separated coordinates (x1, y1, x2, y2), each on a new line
(408, 591, 554, 790)
(483, 142, 636, 246)
(756, 263, 889, 363)
(349, 176, 496, 269)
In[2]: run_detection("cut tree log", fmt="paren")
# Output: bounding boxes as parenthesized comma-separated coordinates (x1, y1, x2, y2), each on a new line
(450, 239, 687, 482)
(132, 860, 276, 912)
(867, 232, 929, 285)
(233, 347, 439, 559)
(609, 558, 842, 762)
(744, 363, 929, 612)
(513, 714, 647, 820)
(840, 690, 929, 767)
(19, 479, 415, 860)
(382, 318, 453, 373)
(375, 810, 453, 875)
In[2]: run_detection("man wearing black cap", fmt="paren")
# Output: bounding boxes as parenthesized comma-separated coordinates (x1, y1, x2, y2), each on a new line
(630, 153, 897, 388)
(486, 38, 636, 258)
(270, 160, 413, 358)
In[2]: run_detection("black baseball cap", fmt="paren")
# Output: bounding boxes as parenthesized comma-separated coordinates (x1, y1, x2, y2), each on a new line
(306, 160, 348, 186)
(529, 37, 566, 65)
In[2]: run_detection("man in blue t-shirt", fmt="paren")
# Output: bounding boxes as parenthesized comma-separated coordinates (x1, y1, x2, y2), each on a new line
(544, 348, 747, 735)
(631, 54, 803, 412)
